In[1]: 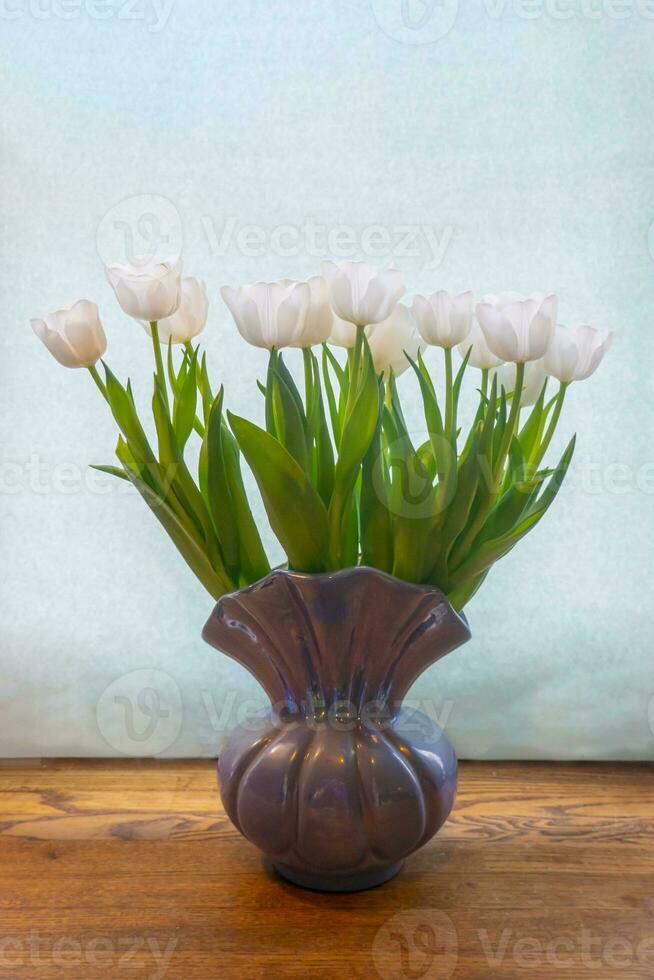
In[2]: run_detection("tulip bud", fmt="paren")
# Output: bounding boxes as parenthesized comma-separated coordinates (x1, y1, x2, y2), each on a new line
(494, 359, 548, 406)
(144, 277, 208, 345)
(221, 276, 334, 349)
(458, 318, 503, 370)
(105, 255, 182, 322)
(543, 324, 613, 383)
(366, 304, 423, 379)
(31, 300, 107, 368)
(476, 292, 557, 363)
(412, 290, 473, 349)
(321, 260, 405, 327)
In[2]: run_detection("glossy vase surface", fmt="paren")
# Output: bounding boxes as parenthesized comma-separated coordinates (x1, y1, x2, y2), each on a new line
(202, 566, 471, 892)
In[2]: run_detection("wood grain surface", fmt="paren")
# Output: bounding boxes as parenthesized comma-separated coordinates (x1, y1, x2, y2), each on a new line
(0, 760, 652, 978)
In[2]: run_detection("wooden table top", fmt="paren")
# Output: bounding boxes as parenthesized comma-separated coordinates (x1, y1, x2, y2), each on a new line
(0, 760, 652, 978)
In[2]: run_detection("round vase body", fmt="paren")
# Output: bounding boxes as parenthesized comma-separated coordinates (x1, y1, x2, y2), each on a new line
(202, 566, 470, 892)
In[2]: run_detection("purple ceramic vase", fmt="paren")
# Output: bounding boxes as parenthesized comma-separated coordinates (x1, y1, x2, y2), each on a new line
(202, 566, 470, 892)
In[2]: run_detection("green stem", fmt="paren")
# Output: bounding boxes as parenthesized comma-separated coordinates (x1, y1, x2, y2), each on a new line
(150, 321, 169, 410)
(302, 347, 313, 414)
(88, 364, 108, 402)
(345, 325, 365, 422)
(531, 382, 568, 469)
(444, 347, 454, 441)
(481, 368, 489, 399)
(494, 361, 525, 481)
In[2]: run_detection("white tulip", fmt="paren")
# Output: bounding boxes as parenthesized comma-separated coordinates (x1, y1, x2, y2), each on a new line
(366, 304, 423, 379)
(329, 313, 369, 349)
(144, 277, 208, 345)
(476, 292, 558, 363)
(321, 260, 405, 326)
(494, 360, 548, 406)
(412, 290, 473, 349)
(543, 324, 614, 383)
(105, 255, 182, 322)
(298, 275, 341, 346)
(221, 276, 332, 349)
(31, 299, 107, 368)
(458, 318, 503, 370)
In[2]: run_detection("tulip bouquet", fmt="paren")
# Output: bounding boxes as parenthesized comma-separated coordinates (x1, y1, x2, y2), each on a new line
(32, 257, 612, 611)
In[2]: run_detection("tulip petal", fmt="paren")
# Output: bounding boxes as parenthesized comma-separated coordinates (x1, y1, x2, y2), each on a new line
(476, 304, 518, 362)
(277, 283, 310, 346)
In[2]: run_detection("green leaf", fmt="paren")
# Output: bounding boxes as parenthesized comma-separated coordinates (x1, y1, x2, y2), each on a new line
(492, 384, 508, 468)
(220, 423, 270, 583)
(447, 569, 489, 612)
(89, 464, 129, 482)
(228, 412, 329, 572)
(204, 388, 241, 579)
(360, 386, 393, 572)
(328, 341, 380, 567)
(173, 347, 198, 450)
(523, 434, 576, 522)
(448, 376, 500, 568)
(198, 352, 213, 423)
(321, 343, 344, 446)
(382, 401, 437, 582)
(472, 475, 544, 548)
(152, 383, 228, 576)
(416, 439, 437, 483)
(167, 341, 179, 395)
(270, 363, 310, 473)
(406, 352, 453, 519)
(452, 345, 472, 439)
(118, 462, 230, 599)
(517, 380, 547, 462)
(305, 350, 335, 506)
(448, 434, 576, 589)
(103, 363, 154, 465)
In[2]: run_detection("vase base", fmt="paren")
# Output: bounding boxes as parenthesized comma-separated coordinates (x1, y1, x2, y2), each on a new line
(272, 860, 404, 893)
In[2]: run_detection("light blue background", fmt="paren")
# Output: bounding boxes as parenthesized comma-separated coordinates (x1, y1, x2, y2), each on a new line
(1, 0, 653, 758)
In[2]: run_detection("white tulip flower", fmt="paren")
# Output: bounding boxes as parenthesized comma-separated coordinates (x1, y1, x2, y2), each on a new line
(543, 324, 613, 383)
(457, 318, 503, 370)
(475, 292, 558, 363)
(144, 277, 208, 345)
(31, 300, 107, 368)
(329, 313, 370, 349)
(320, 260, 405, 327)
(412, 290, 473, 349)
(298, 275, 341, 346)
(221, 276, 332, 349)
(366, 304, 423, 379)
(105, 255, 182, 322)
(494, 359, 548, 406)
